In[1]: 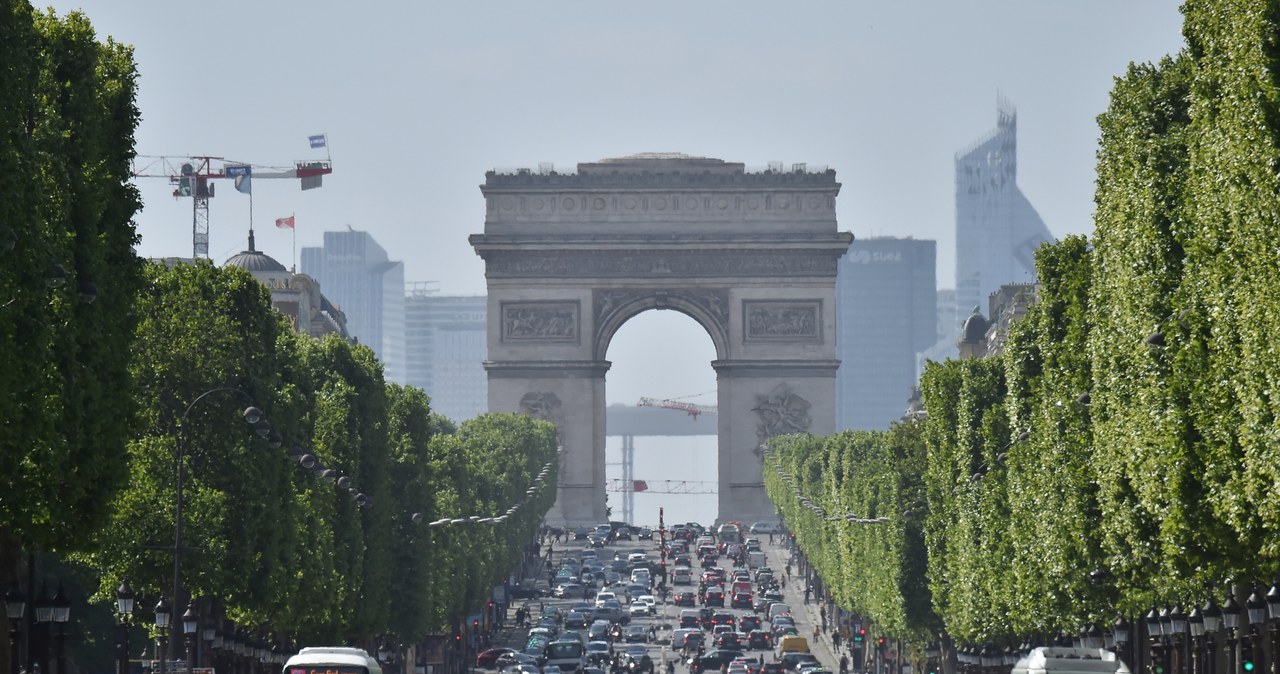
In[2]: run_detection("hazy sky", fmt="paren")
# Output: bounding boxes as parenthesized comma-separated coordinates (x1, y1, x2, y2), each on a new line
(49, 1, 1188, 521)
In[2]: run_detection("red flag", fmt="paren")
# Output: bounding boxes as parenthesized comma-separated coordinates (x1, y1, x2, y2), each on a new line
(633, 480, 648, 493)
(275, 215, 295, 229)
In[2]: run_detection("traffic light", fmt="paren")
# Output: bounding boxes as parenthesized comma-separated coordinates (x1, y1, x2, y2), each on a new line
(1150, 645, 1166, 674)
(1242, 639, 1257, 673)
(473, 619, 480, 629)
(877, 637, 888, 657)
(854, 628, 866, 644)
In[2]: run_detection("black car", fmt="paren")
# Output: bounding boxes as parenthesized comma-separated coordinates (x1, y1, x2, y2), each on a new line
(674, 591, 697, 607)
(739, 615, 762, 632)
(702, 589, 724, 607)
(714, 632, 742, 649)
(574, 526, 590, 540)
(638, 527, 654, 540)
(693, 650, 744, 674)
(746, 630, 771, 650)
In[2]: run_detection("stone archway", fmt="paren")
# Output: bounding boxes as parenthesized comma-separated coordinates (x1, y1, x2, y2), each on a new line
(471, 153, 852, 526)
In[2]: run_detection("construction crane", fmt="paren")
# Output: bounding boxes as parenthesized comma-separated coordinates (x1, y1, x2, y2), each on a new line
(605, 479, 717, 494)
(131, 155, 333, 258)
(637, 396, 717, 420)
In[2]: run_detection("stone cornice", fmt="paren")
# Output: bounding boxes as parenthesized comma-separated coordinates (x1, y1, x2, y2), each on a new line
(484, 360, 611, 378)
(482, 168, 840, 192)
(711, 359, 841, 378)
(475, 248, 847, 279)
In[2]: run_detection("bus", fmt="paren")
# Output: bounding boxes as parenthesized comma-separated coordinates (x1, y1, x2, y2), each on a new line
(544, 639, 587, 672)
(716, 521, 743, 545)
(284, 647, 383, 674)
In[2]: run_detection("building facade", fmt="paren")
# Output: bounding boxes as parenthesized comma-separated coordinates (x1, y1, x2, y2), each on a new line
(834, 237, 936, 431)
(953, 98, 1053, 325)
(405, 290, 488, 422)
(301, 229, 407, 383)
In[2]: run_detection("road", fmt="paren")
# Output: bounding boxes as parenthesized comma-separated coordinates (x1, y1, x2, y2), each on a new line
(475, 527, 843, 674)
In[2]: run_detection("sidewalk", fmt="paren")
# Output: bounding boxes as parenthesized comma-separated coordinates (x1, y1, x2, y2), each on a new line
(761, 535, 842, 673)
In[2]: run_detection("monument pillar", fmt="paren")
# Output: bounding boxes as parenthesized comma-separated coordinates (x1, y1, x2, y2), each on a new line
(486, 359, 609, 526)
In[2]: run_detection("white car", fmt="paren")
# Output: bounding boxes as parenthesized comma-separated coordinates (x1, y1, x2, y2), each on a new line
(748, 522, 779, 534)
(594, 591, 618, 608)
(627, 552, 647, 563)
(629, 601, 651, 617)
(636, 595, 657, 613)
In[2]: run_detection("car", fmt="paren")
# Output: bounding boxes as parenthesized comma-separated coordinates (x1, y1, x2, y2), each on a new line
(638, 527, 654, 540)
(543, 666, 562, 674)
(624, 624, 649, 643)
(752, 595, 772, 612)
(636, 595, 657, 613)
(715, 632, 743, 649)
(555, 583, 584, 598)
(500, 665, 540, 674)
(478, 648, 518, 669)
(674, 591, 697, 607)
(711, 612, 735, 628)
(585, 641, 612, 665)
(748, 522, 778, 534)
(565, 611, 588, 629)
(695, 650, 745, 673)
(588, 620, 612, 641)
(779, 653, 818, 672)
(497, 653, 539, 670)
(746, 630, 772, 650)
(762, 663, 785, 674)
(702, 589, 724, 607)
(731, 591, 753, 609)
(629, 601, 651, 617)
(738, 615, 762, 632)
(624, 644, 648, 660)
(574, 526, 590, 540)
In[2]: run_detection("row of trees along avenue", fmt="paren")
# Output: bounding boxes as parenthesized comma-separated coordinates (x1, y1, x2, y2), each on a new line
(0, 3, 559, 670)
(766, 0, 1280, 669)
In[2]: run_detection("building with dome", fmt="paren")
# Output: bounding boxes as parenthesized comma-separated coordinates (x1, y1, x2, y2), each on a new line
(223, 230, 350, 340)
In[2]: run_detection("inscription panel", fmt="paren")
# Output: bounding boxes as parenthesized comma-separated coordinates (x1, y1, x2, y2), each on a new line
(484, 250, 839, 278)
(501, 301, 580, 344)
(743, 300, 821, 342)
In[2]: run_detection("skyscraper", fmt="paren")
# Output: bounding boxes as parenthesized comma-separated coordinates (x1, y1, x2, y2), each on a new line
(301, 229, 407, 383)
(953, 97, 1053, 321)
(835, 237, 937, 431)
(404, 289, 488, 422)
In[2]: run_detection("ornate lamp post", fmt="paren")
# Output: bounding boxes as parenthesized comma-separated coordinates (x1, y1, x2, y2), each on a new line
(6, 584, 25, 674)
(1202, 598, 1223, 674)
(1222, 595, 1242, 674)
(1188, 607, 1204, 674)
(1114, 615, 1132, 668)
(50, 586, 69, 674)
(1246, 592, 1266, 674)
(117, 581, 136, 674)
(1265, 582, 1280, 674)
(33, 583, 54, 674)
(1170, 606, 1188, 674)
(181, 604, 198, 674)
(1149, 608, 1167, 674)
(154, 598, 171, 674)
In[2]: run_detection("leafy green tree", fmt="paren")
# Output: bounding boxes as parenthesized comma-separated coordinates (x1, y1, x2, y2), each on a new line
(0, 0, 142, 597)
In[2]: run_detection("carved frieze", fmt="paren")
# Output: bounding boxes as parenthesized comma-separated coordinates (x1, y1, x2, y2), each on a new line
(484, 250, 838, 278)
(519, 391, 563, 424)
(594, 288, 730, 336)
(501, 301, 579, 343)
(743, 300, 821, 342)
(752, 383, 812, 447)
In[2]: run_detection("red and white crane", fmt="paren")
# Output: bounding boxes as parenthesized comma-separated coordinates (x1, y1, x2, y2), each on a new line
(131, 154, 333, 259)
(636, 396, 717, 420)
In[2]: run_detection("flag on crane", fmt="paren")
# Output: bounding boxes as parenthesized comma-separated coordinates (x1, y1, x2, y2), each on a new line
(275, 215, 295, 229)
(633, 480, 648, 493)
(308, 134, 327, 149)
(227, 164, 252, 195)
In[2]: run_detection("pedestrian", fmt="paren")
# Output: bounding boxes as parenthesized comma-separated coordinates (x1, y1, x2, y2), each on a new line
(839, 655, 849, 674)
(812, 625, 820, 642)
(804, 586, 811, 604)
(768, 532, 775, 544)
(780, 576, 786, 590)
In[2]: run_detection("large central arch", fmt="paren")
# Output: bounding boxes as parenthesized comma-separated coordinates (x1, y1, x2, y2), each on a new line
(471, 153, 852, 526)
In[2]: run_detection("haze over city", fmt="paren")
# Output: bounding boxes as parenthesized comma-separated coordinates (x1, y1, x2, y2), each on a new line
(48, 0, 1188, 524)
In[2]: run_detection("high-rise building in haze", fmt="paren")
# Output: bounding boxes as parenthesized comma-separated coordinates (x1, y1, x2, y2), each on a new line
(405, 289, 488, 422)
(301, 229, 406, 383)
(954, 97, 1053, 321)
(835, 237, 937, 431)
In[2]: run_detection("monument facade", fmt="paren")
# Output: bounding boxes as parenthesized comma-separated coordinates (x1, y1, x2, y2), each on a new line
(471, 153, 852, 525)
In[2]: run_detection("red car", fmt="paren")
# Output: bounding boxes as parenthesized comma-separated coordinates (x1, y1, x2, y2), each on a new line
(476, 648, 516, 669)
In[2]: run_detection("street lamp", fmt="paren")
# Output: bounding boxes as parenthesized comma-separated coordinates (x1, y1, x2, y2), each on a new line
(1223, 595, 1242, 674)
(1203, 598, 1223, 674)
(155, 598, 171, 674)
(168, 388, 267, 674)
(51, 585, 69, 674)
(6, 584, 25, 674)
(117, 580, 136, 674)
(1246, 592, 1266, 674)
(1266, 582, 1280, 674)
(182, 604, 198, 674)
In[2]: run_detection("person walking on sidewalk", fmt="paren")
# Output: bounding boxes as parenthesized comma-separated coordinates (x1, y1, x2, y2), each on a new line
(812, 625, 820, 642)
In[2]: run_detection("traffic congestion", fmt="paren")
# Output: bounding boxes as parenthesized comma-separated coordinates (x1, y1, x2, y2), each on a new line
(474, 520, 835, 674)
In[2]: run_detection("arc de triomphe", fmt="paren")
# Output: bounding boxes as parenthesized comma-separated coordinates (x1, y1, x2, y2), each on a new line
(470, 153, 852, 526)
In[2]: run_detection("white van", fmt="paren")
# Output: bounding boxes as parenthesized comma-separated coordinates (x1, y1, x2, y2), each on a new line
(747, 551, 767, 568)
(1012, 648, 1130, 674)
(672, 567, 693, 585)
(768, 602, 792, 622)
(284, 648, 383, 674)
